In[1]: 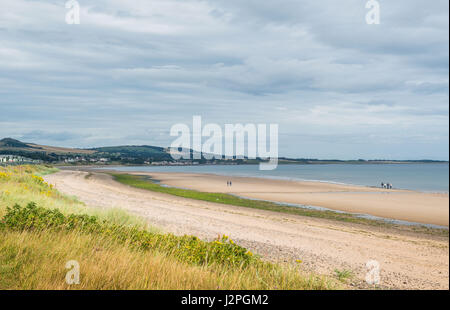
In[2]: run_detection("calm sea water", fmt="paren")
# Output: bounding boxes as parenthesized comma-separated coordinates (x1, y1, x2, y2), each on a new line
(104, 163, 449, 192)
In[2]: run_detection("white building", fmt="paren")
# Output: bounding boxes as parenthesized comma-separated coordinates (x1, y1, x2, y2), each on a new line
(0, 155, 41, 164)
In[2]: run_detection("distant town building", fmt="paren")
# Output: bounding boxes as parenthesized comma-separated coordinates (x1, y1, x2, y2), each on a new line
(0, 155, 41, 165)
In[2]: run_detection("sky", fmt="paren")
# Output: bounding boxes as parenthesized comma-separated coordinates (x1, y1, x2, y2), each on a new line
(0, 0, 448, 160)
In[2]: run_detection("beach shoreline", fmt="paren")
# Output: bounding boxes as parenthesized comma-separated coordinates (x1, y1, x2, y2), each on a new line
(96, 169, 448, 227)
(45, 169, 450, 289)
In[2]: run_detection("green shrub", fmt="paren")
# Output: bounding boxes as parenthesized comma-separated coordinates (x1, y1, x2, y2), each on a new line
(0, 202, 256, 268)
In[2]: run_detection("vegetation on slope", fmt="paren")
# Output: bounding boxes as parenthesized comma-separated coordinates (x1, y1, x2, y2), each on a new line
(1, 203, 256, 268)
(0, 166, 147, 227)
(0, 165, 338, 289)
(0, 138, 30, 148)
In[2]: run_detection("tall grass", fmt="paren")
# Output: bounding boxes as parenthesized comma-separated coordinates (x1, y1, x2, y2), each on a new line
(1, 203, 257, 268)
(0, 165, 340, 290)
(0, 229, 336, 290)
(0, 165, 149, 229)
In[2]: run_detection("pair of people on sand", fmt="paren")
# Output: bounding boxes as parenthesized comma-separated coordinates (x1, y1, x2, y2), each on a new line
(381, 182, 392, 189)
(227, 180, 233, 187)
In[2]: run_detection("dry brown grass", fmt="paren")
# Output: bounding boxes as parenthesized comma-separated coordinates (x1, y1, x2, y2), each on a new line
(0, 165, 340, 290)
(0, 229, 339, 290)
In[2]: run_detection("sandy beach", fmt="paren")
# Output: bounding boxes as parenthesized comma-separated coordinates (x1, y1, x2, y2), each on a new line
(45, 169, 449, 289)
(121, 171, 449, 227)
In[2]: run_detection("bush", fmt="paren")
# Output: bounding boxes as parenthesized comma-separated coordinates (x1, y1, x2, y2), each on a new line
(0, 202, 256, 268)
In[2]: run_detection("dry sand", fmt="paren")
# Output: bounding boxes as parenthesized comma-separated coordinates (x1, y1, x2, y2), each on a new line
(126, 171, 449, 227)
(45, 170, 449, 290)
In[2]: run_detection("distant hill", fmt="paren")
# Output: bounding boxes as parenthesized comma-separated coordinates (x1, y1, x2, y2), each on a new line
(0, 138, 212, 164)
(0, 138, 30, 148)
(0, 138, 96, 162)
(91, 145, 169, 157)
(0, 138, 94, 155)
(0, 138, 171, 163)
(1, 138, 447, 165)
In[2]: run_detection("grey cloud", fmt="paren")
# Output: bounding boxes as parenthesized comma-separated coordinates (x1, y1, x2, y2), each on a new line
(0, 0, 448, 159)
(20, 130, 91, 142)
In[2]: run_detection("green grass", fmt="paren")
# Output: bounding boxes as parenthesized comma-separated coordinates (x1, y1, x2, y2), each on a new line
(0, 202, 257, 268)
(0, 165, 151, 230)
(112, 173, 449, 237)
(33, 165, 60, 177)
(0, 228, 338, 290)
(334, 269, 354, 283)
(0, 165, 340, 290)
(0, 203, 339, 290)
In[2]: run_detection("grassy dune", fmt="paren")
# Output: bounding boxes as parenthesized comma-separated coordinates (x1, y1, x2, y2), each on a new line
(0, 165, 339, 290)
(0, 228, 336, 290)
(0, 166, 149, 228)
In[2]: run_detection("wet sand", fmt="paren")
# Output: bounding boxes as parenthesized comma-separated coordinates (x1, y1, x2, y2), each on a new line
(125, 171, 449, 227)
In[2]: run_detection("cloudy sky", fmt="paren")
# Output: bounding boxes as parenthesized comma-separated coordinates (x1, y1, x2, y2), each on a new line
(0, 0, 448, 159)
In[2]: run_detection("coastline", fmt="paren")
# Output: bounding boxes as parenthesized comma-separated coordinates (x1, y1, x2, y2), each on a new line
(45, 169, 450, 289)
(90, 162, 449, 193)
(104, 169, 449, 227)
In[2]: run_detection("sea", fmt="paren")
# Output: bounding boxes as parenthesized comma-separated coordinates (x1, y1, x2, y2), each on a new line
(103, 163, 449, 193)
